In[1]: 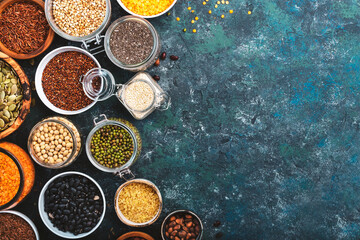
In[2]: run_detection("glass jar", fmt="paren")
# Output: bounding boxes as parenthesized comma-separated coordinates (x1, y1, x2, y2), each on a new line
(44, 0, 111, 43)
(85, 114, 141, 178)
(0, 142, 35, 210)
(114, 179, 162, 227)
(27, 116, 82, 169)
(81, 69, 171, 120)
(104, 16, 161, 71)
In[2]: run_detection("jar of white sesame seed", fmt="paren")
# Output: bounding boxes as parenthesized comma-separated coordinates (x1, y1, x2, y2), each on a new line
(80, 69, 171, 120)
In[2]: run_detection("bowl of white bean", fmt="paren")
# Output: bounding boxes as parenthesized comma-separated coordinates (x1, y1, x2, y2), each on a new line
(27, 116, 82, 169)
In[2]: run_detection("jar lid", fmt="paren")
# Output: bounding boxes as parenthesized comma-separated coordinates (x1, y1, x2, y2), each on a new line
(81, 68, 116, 102)
(0, 147, 24, 210)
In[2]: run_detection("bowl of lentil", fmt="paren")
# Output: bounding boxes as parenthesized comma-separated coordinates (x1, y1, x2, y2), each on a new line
(0, 142, 35, 210)
(0, 0, 54, 59)
(114, 179, 162, 227)
(117, 231, 155, 240)
(38, 171, 106, 239)
(0, 210, 40, 240)
(27, 116, 82, 169)
(35, 46, 100, 115)
(86, 114, 142, 173)
(104, 16, 160, 71)
(0, 52, 31, 139)
(161, 210, 203, 240)
(45, 0, 111, 41)
(117, 0, 176, 18)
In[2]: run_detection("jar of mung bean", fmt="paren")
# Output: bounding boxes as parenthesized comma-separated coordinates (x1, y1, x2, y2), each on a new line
(27, 116, 82, 169)
(80, 69, 171, 120)
(85, 114, 142, 179)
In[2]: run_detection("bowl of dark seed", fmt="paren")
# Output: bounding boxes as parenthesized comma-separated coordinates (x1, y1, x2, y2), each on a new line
(104, 16, 160, 71)
(35, 46, 100, 115)
(0, 210, 39, 240)
(38, 171, 106, 239)
(161, 210, 203, 240)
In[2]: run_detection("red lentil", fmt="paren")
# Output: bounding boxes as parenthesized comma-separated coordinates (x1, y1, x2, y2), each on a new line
(0, 152, 20, 206)
(42, 51, 97, 111)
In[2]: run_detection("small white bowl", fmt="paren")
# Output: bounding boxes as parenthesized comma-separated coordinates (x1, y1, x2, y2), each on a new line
(117, 0, 177, 18)
(0, 210, 40, 240)
(38, 171, 106, 239)
(35, 46, 100, 115)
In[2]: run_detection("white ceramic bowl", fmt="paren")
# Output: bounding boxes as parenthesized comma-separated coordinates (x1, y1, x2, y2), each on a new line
(38, 171, 106, 239)
(117, 0, 177, 18)
(35, 46, 100, 115)
(0, 210, 40, 240)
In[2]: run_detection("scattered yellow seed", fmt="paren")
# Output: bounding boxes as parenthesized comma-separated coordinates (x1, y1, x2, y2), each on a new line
(221, 14, 225, 18)
(248, 10, 252, 14)
(191, 10, 194, 13)
(208, 10, 212, 14)
(167, 12, 171, 16)
(203, 1, 206, 5)
(221, 0, 225, 4)
(206, 0, 209, 1)
(193, 29, 196, 33)
(217, 1, 220, 3)
(226, 1, 229, 4)
(215, 4, 218, 8)
(195, 16, 199, 20)
(188, 7, 191, 10)
(229, 9, 233, 14)
(191, 20, 195, 23)
(176, 17, 180, 21)
(183, 28, 187, 32)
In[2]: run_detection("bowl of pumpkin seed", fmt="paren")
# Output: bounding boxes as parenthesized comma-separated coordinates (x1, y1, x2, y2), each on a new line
(0, 52, 31, 139)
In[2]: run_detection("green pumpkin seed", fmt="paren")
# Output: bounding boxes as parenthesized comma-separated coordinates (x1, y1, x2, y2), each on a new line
(7, 95, 16, 102)
(0, 119, 5, 128)
(8, 104, 15, 111)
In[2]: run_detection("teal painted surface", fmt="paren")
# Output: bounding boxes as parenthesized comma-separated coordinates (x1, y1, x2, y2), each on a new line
(8, 0, 360, 239)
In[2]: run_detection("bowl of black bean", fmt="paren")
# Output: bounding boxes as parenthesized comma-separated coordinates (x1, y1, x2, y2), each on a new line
(38, 171, 106, 239)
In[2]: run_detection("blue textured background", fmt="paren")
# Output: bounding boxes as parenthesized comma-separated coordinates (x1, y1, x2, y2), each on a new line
(7, 0, 360, 239)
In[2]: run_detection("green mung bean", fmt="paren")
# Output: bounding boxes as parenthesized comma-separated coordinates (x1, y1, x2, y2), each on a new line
(90, 125, 134, 168)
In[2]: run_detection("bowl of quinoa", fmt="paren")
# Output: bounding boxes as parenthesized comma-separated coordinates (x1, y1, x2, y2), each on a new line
(117, 0, 176, 18)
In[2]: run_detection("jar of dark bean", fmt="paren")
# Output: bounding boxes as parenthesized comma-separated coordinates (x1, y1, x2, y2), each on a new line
(161, 210, 203, 240)
(104, 16, 160, 71)
(85, 114, 141, 179)
(38, 171, 106, 239)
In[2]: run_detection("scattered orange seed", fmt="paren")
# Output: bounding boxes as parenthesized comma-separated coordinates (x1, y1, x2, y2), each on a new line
(208, 10, 212, 14)
(248, 10, 252, 14)
(221, 14, 224, 18)
(167, 12, 171, 16)
(202, 1, 206, 5)
(193, 29, 196, 33)
(187, 7, 191, 10)
(191, 10, 194, 13)
(176, 17, 180, 21)
(195, 16, 199, 20)
(229, 9, 233, 14)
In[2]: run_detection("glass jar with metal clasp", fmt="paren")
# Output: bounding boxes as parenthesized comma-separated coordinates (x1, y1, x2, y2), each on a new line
(80, 69, 171, 120)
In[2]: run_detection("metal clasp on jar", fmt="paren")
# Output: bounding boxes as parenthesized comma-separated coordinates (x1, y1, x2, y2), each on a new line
(115, 168, 135, 181)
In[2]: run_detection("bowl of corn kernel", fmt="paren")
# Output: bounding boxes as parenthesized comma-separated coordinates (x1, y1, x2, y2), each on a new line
(117, 0, 176, 18)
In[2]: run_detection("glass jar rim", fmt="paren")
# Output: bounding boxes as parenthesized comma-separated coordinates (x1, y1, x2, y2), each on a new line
(85, 119, 138, 173)
(104, 16, 159, 70)
(44, 0, 111, 42)
(0, 147, 24, 210)
(27, 118, 78, 168)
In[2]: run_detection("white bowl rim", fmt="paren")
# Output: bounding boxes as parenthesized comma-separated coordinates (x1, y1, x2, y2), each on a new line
(116, 0, 177, 18)
(38, 171, 106, 239)
(35, 46, 100, 115)
(0, 210, 40, 240)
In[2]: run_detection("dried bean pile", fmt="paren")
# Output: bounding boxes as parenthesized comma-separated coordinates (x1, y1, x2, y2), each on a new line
(44, 175, 104, 235)
(164, 213, 201, 240)
(42, 51, 97, 111)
